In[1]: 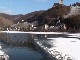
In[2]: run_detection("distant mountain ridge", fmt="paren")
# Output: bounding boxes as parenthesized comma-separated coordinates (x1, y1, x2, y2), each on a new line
(0, 11, 45, 29)
(14, 10, 45, 23)
(0, 10, 45, 23)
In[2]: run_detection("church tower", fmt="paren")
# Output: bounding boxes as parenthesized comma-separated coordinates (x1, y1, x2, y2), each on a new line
(59, 0, 63, 5)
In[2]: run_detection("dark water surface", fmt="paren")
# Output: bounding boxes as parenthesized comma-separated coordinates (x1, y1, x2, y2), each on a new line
(0, 41, 50, 60)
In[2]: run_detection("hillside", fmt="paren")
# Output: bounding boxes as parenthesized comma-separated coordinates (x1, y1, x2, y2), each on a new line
(63, 14, 80, 31)
(14, 10, 45, 23)
(0, 11, 45, 23)
(0, 16, 13, 28)
(25, 5, 70, 26)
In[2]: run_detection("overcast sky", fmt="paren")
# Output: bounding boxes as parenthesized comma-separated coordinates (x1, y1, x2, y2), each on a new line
(0, 0, 79, 15)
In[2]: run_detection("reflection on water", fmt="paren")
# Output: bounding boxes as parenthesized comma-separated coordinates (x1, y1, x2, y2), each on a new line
(0, 41, 50, 60)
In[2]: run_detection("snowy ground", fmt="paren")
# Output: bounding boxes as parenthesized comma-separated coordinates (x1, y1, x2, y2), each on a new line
(47, 38, 80, 60)
(0, 31, 67, 34)
(0, 44, 9, 60)
(33, 33, 80, 60)
(0, 45, 4, 55)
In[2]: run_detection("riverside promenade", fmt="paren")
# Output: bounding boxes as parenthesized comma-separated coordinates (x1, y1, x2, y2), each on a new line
(0, 31, 80, 60)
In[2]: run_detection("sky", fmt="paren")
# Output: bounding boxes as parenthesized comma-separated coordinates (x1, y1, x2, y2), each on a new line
(0, 0, 79, 15)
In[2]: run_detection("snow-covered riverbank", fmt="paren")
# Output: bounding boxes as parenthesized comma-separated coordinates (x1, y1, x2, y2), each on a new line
(33, 33, 80, 60)
(47, 38, 80, 60)
(0, 44, 9, 60)
(0, 31, 67, 34)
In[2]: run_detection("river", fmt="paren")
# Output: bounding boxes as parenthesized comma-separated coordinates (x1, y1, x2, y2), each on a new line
(0, 41, 50, 60)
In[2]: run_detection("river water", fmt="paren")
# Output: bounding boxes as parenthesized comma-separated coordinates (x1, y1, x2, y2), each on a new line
(0, 41, 50, 60)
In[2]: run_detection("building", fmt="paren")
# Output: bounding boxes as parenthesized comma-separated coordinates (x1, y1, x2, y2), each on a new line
(54, 3, 59, 6)
(53, 0, 64, 7)
(59, 0, 63, 5)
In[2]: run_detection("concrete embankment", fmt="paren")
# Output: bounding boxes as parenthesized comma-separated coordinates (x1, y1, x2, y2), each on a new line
(33, 39, 57, 60)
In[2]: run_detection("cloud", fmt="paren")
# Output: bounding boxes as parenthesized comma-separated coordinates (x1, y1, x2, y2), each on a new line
(0, 7, 13, 14)
(34, 0, 49, 2)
